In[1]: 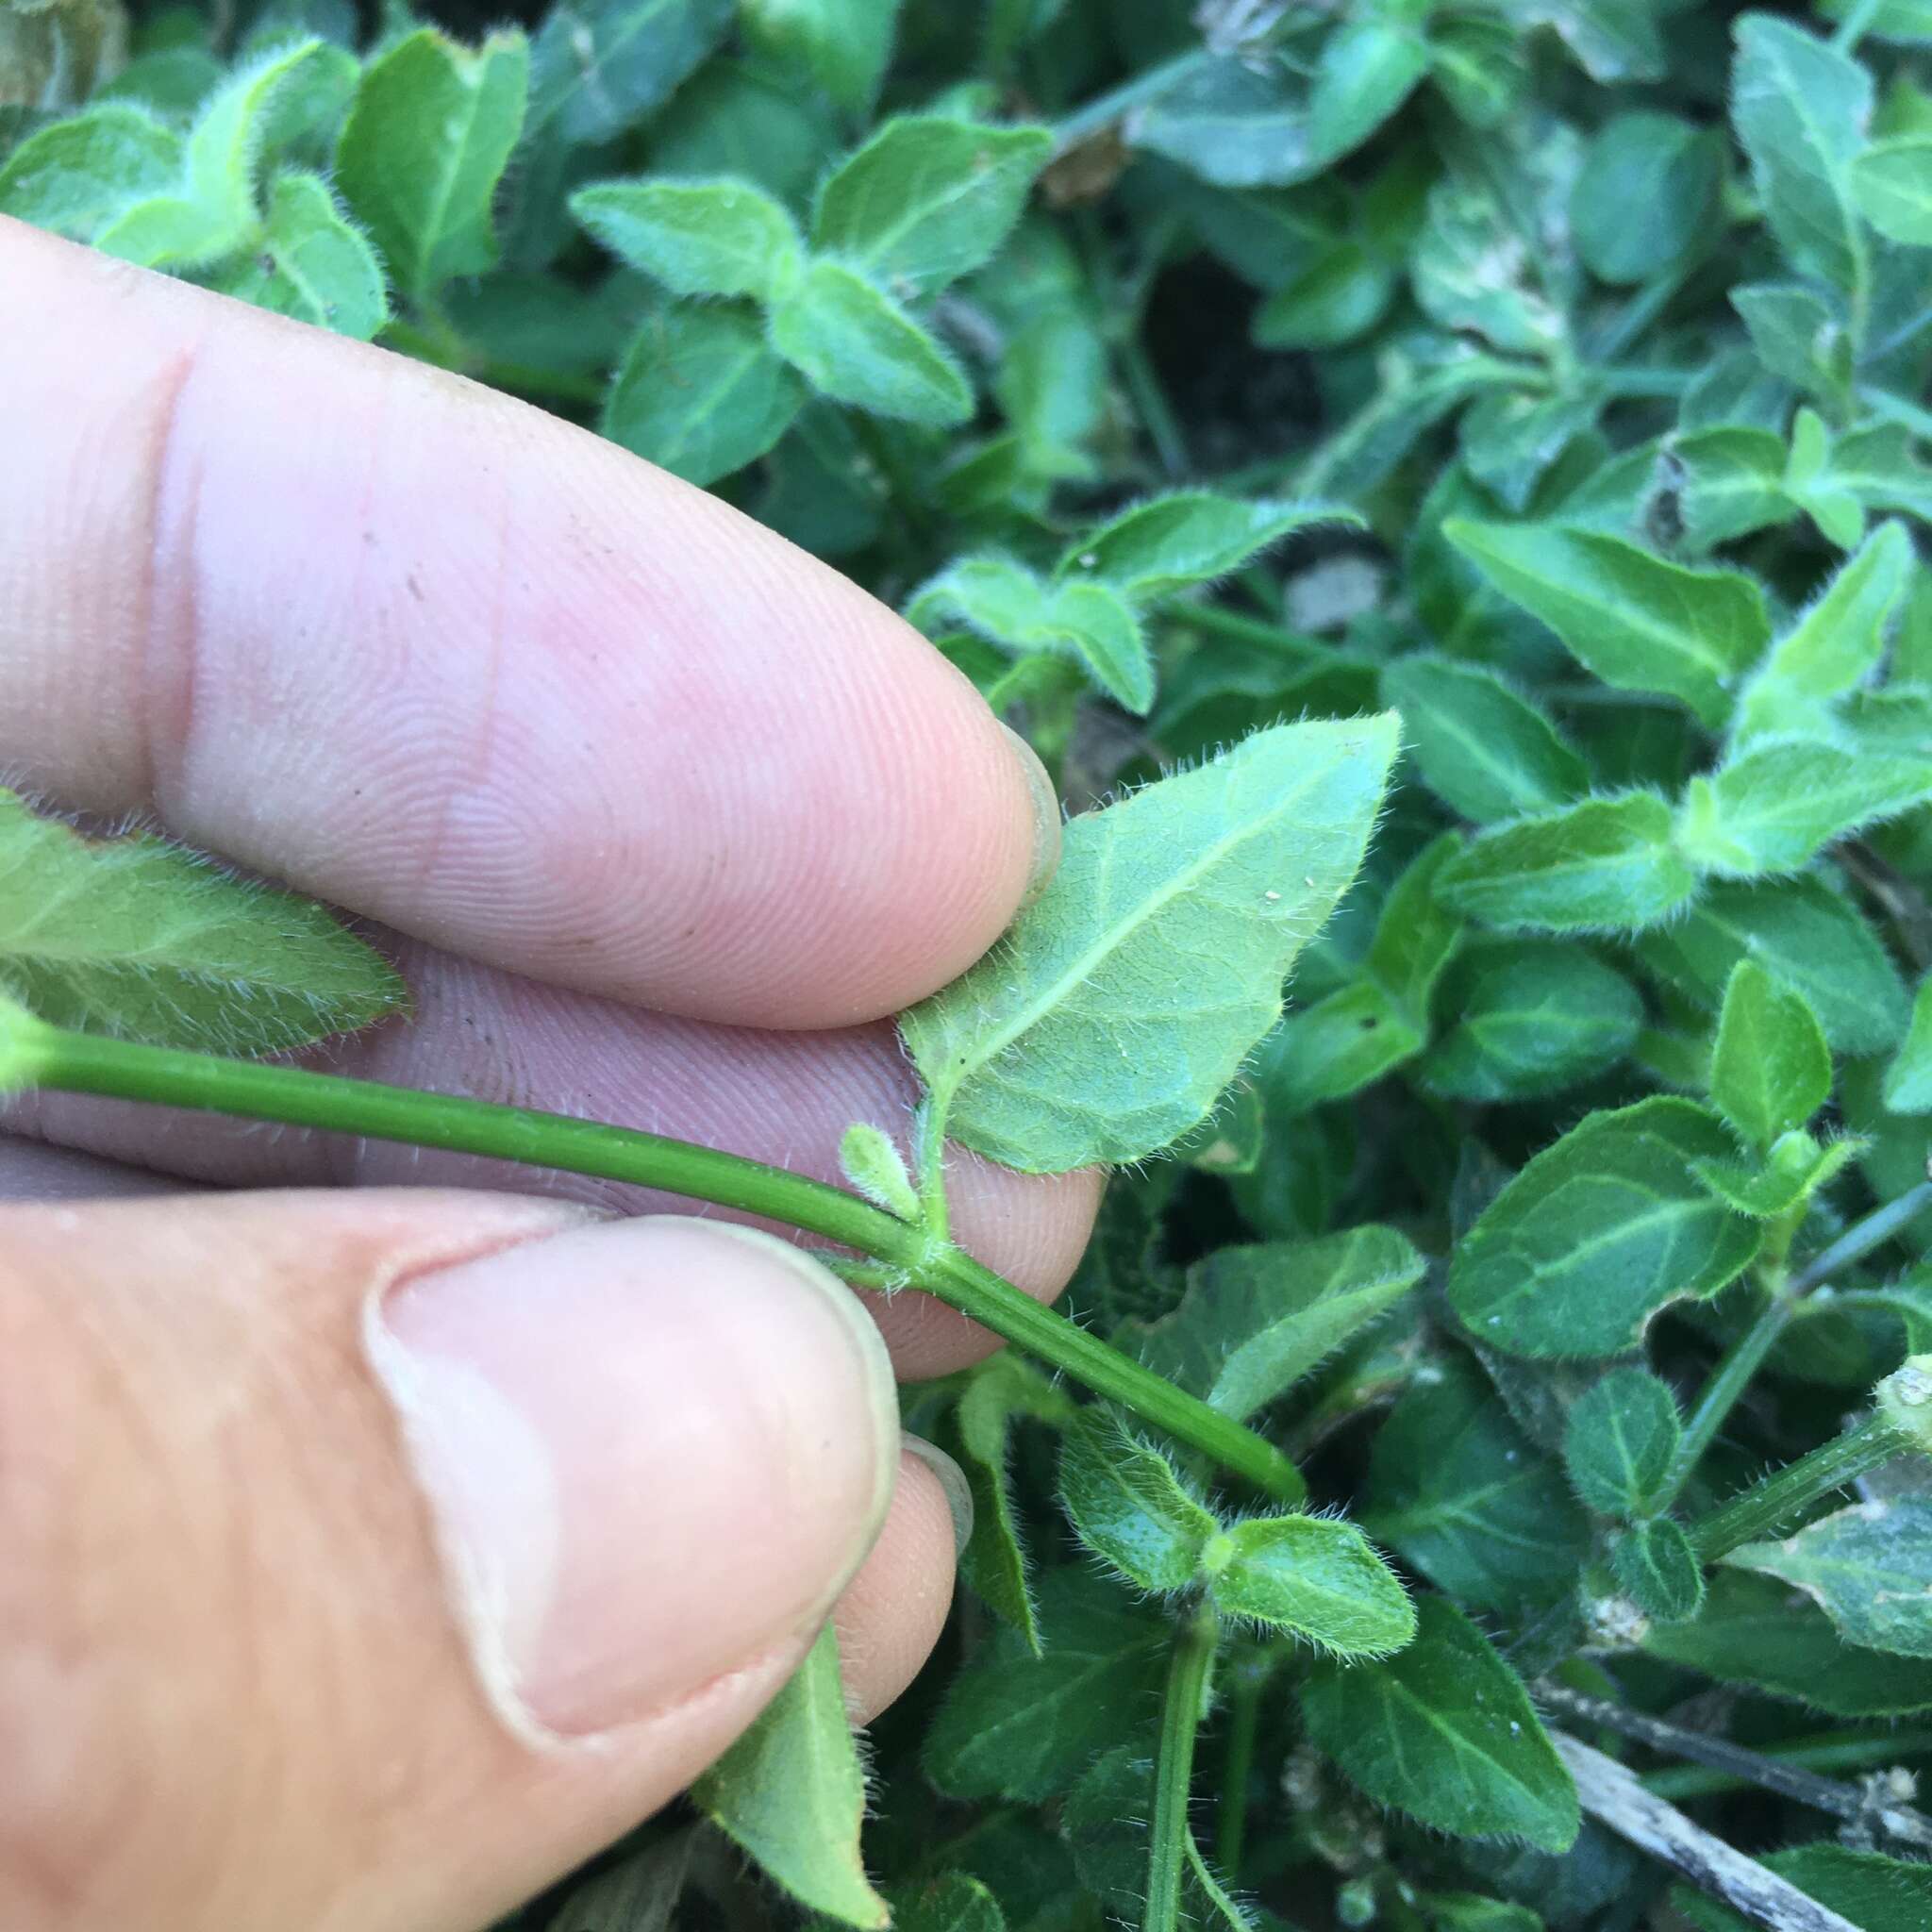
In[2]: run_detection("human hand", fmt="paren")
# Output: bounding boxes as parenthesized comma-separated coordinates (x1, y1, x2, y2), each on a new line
(0, 221, 1102, 1932)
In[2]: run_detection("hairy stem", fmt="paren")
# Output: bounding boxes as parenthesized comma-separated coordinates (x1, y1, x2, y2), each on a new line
(1144, 1602, 1220, 1932)
(1214, 1647, 1268, 1880)
(1687, 1411, 1908, 1561)
(11, 1015, 1306, 1502)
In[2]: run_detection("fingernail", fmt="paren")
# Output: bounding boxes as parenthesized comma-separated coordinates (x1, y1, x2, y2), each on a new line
(366, 1216, 898, 1746)
(904, 1434, 975, 1557)
(1001, 722, 1062, 908)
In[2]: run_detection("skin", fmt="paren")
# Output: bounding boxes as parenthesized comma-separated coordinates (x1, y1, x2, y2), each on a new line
(0, 220, 1102, 1932)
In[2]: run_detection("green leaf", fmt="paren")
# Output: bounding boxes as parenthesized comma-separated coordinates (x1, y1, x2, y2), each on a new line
(1708, 960, 1832, 1149)
(0, 101, 180, 239)
(0, 788, 408, 1056)
(1677, 742, 1932, 878)
(908, 558, 1154, 712)
(1208, 1513, 1415, 1657)
(1423, 942, 1643, 1102)
(1733, 521, 1914, 743)
(1056, 1408, 1217, 1593)
(811, 116, 1049, 299)
(924, 1570, 1166, 1802)
(334, 28, 527, 305)
(524, 0, 731, 147)
(1562, 1367, 1682, 1519)
(1886, 976, 1932, 1113)
(1610, 1518, 1706, 1622)
(1570, 111, 1723, 285)
(550, 1831, 691, 1932)
(1058, 493, 1353, 607)
(1731, 14, 1873, 292)
(602, 302, 806, 488)
(691, 1624, 887, 1929)
(891, 1873, 1006, 1932)
(1367, 1355, 1591, 1615)
(769, 257, 973, 425)
(899, 716, 1398, 1174)
(1298, 1596, 1580, 1852)
(1412, 179, 1566, 358)
(1854, 136, 1932, 244)
(1449, 1097, 1761, 1357)
(1443, 522, 1770, 727)
(1253, 833, 1464, 1112)
(1383, 655, 1589, 824)
(1731, 282, 1850, 401)
(1676, 1843, 1932, 1932)
(213, 168, 388, 339)
(570, 176, 804, 302)
(838, 1121, 917, 1220)
(741, 0, 899, 119)
(1645, 1568, 1932, 1715)
(1126, 1226, 1426, 1423)
(1129, 54, 1316, 191)
(1631, 875, 1911, 1058)
(1307, 18, 1429, 166)
(1434, 792, 1698, 933)
(1726, 1493, 1932, 1657)
(950, 1353, 1076, 1650)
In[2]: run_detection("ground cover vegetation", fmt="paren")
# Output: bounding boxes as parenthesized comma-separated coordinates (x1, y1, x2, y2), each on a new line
(6, 0, 1932, 1926)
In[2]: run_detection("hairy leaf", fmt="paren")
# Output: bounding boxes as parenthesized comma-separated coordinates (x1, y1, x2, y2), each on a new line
(1208, 1514, 1415, 1657)
(770, 257, 973, 425)
(691, 1624, 888, 1928)
(1887, 976, 1932, 1114)
(334, 28, 527, 304)
(0, 789, 407, 1055)
(1726, 1494, 1932, 1657)
(1127, 1226, 1425, 1424)
(1383, 655, 1588, 824)
(811, 115, 1049, 297)
(1057, 1408, 1216, 1593)
(1435, 792, 1697, 932)
(900, 716, 1398, 1173)
(1299, 1597, 1579, 1851)
(214, 168, 388, 338)
(1423, 942, 1642, 1101)
(603, 303, 806, 487)
(571, 175, 803, 301)
(1562, 1367, 1682, 1520)
(1367, 1356, 1591, 1615)
(1611, 1518, 1706, 1623)
(1731, 14, 1873, 292)
(1449, 1098, 1761, 1357)
(1708, 960, 1832, 1149)
(1059, 493, 1353, 606)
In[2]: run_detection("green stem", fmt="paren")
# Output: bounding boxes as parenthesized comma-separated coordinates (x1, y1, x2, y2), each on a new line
(1052, 48, 1209, 156)
(1659, 1288, 1795, 1510)
(1144, 1602, 1220, 1932)
(1687, 1412, 1908, 1561)
(1214, 1648, 1267, 1880)
(1167, 602, 1318, 656)
(1831, 0, 1886, 52)
(1790, 1180, 1932, 1295)
(11, 1015, 1306, 1502)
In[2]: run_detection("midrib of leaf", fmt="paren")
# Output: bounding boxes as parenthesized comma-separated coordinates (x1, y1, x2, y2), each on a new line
(1376, 1673, 1554, 1820)
(924, 749, 1348, 1117)
(526, 0, 675, 139)
(1748, 45, 1858, 262)
(665, 334, 771, 462)
(1423, 700, 1554, 814)
(1469, 1188, 1706, 1322)
(838, 150, 1006, 277)
(412, 58, 493, 292)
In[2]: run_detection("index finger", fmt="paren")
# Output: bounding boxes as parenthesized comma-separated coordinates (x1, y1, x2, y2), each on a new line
(0, 221, 1057, 1028)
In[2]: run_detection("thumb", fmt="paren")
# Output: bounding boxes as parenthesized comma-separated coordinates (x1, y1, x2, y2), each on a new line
(0, 1190, 904, 1932)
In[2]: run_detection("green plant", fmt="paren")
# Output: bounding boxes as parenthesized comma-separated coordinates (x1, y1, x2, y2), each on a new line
(8, 2, 1932, 1929)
